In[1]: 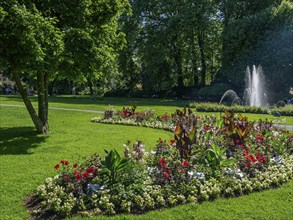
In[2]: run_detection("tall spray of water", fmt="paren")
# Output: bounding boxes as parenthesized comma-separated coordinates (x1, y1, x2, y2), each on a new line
(243, 65, 267, 107)
(219, 65, 267, 107)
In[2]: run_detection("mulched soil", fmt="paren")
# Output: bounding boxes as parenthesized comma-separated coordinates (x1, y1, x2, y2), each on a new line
(24, 193, 63, 220)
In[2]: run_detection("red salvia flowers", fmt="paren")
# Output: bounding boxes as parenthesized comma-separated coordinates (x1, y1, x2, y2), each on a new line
(158, 158, 166, 164)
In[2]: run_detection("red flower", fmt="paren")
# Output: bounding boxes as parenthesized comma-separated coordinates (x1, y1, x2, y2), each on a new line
(256, 153, 261, 160)
(240, 144, 246, 149)
(163, 172, 169, 179)
(170, 139, 176, 145)
(256, 134, 264, 142)
(243, 150, 249, 157)
(204, 125, 211, 131)
(158, 158, 166, 164)
(83, 172, 90, 179)
(249, 155, 256, 162)
(261, 156, 267, 163)
(73, 169, 79, 174)
(63, 174, 70, 181)
(162, 165, 168, 170)
(75, 174, 81, 180)
(245, 163, 251, 168)
(73, 163, 78, 168)
(182, 161, 189, 167)
(54, 164, 60, 171)
(86, 167, 96, 173)
(60, 160, 69, 165)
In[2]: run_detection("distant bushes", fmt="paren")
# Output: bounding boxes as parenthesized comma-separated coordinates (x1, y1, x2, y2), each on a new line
(197, 83, 233, 101)
(270, 105, 293, 116)
(189, 102, 293, 116)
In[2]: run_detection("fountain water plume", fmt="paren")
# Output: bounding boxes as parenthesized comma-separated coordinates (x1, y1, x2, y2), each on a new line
(219, 90, 240, 105)
(244, 65, 267, 107)
(219, 65, 267, 107)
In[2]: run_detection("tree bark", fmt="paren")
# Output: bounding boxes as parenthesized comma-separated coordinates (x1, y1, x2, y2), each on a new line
(12, 71, 44, 134)
(191, 36, 199, 87)
(173, 45, 184, 97)
(88, 79, 93, 96)
(37, 72, 49, 134)
(198, 30, 206, 87)
(44, 72, 49, 126)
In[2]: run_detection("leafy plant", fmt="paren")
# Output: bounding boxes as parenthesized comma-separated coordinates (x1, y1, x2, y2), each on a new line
(205, 143, 235, 171)
(222, 110, 254, 146)
(119, 103, 137, 118)
(174, 108, 198, 160)
(101, 150, 130, 185)
(104, 106, 117, 119)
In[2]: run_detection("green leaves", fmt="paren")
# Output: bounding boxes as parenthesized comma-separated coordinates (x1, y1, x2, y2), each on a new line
(205, 143, 235, 171)
(101, 149, 129, 184)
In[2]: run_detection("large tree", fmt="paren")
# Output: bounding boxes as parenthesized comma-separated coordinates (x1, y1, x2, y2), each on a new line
(0, 1, 62, 134)
(0, 0, 130, 134)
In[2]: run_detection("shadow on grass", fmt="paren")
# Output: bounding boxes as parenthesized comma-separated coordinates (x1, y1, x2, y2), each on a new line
(0, 126, 47, 155)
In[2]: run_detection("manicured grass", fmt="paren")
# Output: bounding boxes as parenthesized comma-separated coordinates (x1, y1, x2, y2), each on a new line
(0, 96, 292, 219)
(1, 95, 292, 125)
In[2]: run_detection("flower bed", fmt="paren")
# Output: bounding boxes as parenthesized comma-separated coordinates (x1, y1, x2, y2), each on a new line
(32, 108, 293, 218)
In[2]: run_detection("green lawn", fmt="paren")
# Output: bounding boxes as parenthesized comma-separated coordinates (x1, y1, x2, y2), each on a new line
(1, 95, 292, 124)
(0, 96, 292, 219)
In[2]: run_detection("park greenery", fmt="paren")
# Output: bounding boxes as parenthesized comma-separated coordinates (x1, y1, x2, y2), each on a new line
(35, 106, 293, 217)
(1, 0, 293, 134)
(0, 96, 292, 219)
(0, 0, 293, 219)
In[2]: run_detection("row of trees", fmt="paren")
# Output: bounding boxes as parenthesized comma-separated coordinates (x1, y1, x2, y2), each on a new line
(118, 0, 293, 99)
(1, 0, 292, 134)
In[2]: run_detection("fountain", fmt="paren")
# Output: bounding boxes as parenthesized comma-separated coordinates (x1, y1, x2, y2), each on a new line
(219, 65, 267, 107)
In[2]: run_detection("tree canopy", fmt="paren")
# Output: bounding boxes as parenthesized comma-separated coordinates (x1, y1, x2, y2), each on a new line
(1, 0, 292, 133)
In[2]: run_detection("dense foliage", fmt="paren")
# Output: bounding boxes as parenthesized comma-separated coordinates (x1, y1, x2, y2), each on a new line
(35, 109, 293, 218)
(189, 102, 293, 116)
(0, 0, 130, 133)
(114, 0, 293, 100)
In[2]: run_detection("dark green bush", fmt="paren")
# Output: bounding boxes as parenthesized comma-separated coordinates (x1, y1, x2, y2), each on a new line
(197, 83, 233, 100)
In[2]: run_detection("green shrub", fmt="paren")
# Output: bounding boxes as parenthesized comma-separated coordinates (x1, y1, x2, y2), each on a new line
(197, 83, 232, 100)
(189, 102, 293, 116)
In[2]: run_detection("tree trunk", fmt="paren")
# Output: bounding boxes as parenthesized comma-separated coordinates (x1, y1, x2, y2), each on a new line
(174, 47, 184, 97)
(88, 79, 93, 96)
(12, 71, 44, 134)
(191, 37, 199, 87)
(48, 79, 56, 96)
(37, 72, 49, 134)
(198, 30, 206, 87)
(44, 72, 49, 126)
